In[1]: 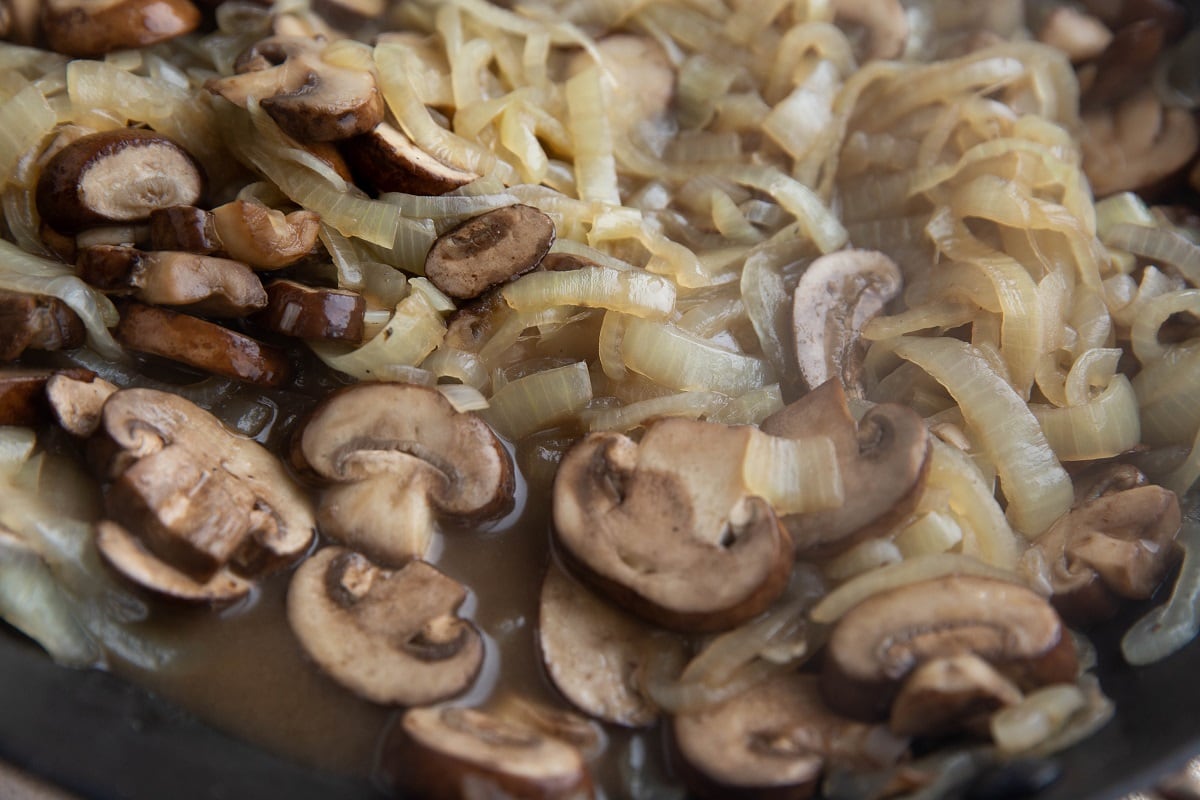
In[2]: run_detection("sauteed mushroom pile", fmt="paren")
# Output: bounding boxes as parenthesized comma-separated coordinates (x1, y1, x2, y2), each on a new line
(0, 1, 1199, 798)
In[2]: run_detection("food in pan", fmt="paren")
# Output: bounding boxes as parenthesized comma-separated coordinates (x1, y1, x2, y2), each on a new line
(1, 0, 1199, 798)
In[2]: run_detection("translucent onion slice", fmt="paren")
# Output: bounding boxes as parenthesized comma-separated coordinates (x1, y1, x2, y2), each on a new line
(822, 539, 904, 583)
(892, 335, 1073, 536)
(742, 430, 842, 515)
(726, 164, 847, 254)
(422, 347, 489, 391)
(1163, 423, 1200, 497)
(1104, 223, 1200, 288)
(621, 316, 771, 395)
(0, 238, 121, 359)
(0, 83, 55, 179)
(810, 552, 1029, 625)
(894, 511, 964, 558)
(502, 267, 675, 319)
(483, 361, 593, 440)
(566, 66, 620, 206)
(310, 290, 446, 380)
(1130, 289, 1200, 365)
(1030, 375, 1140, 461)
(437, 383, 489, 413)
(1134, 344, 1200, 446)
(0, 428, 37, 478)
(991, 684, 1087, 754)
(1122, 520, 1200, 666)
(709, 384, 784, 426)
(581, 390, 726, 432)
(924, 438, 1023, 568)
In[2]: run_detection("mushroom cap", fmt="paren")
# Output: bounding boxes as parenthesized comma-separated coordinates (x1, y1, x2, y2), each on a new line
(552, 418, 794, 632)
(206, 35, 385, 142)
(292, 382, 515, 564)
(887, 654, 1023, 738)
(36, 129, 205, 234)
(210, 200, 321, 270)
(93, 387, 315, 580)
(383, 706, 593, 800)
(254, 279, 365, 343)
(424, 204, 556, 300)
(41, 0, 201, 58)
(45, 372, 118, 437)
(114, 301, 291, 387)
(537, 562, 684, 727)
(762, 381, 930, 556)
(287, 547, 483, 705)
(821, 574, 1078, 721)
(673, 673, 906, 800)
(341, 122, 479, 196)
(791, 250, 902, 398)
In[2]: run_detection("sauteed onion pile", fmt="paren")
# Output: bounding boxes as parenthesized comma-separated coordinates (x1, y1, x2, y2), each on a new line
(1, 0, 1199, 798)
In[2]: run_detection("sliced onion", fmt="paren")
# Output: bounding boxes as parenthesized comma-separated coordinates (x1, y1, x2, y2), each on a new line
(310, 290, 446, 380)
(743, 430, 843, 515)
(1122, 520, 1200, 666)
(502, 267, 675, 319)
(621, 316, 770, 396)
(991, 684, 1086, 754)
(823, 539, 904, 583)
(709, 384, 784, 426)
(925, 437, 1024, 568)
(437, 383, 490, 413)
(1104, 223, 1200, 288)
(482, 361, 593, 440)
(0, 83, 55, 178)
(581, 390, 725, 432)
(1031, 375, 1141, 461)
(894, 511, 964, 558)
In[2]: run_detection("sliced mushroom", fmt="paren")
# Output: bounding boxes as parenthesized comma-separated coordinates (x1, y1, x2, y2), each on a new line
(254, 279, 365, 342)
(41, 0, 201, 58)
(77, 245, 267, 317)
(821, 575, 1078, 721)
(1036, 6, 1113, 63)
(149, 206, 221, 254)
(762, 381, 930, 556)
(210, 200, 321, 270)
(89, 387, 314, 595)
(1033, 468, 1181, 625)
(489, 694, 605, 760)
(1080, 18, 1167, 109)
(792, 250, 903, 398)
(0, 290, 85, 361)
(0, 368, 72, 426)
(115, 301, 290, 387)
(833, 0, 908, 61)
(1080, 86, 1198, 196)
(287, 547, 483, 705)
(206, 35, 385, 142)
(45, 371, 118, 437)
(888, 654, 1023, 738)
(443, 289, 514, 352)
(552, 417, 794, 633)
(382, 706, 593, 800)
(341, 122, 478, 196)
(36, 130, 205, 235)
(424, 204, 556, 300)
(673, 673, 907, 800)
(0, 0, 38, 46)
(291, 382, 515, 565)
(96, 520, 254, 605)
(538, 562, 684, 727)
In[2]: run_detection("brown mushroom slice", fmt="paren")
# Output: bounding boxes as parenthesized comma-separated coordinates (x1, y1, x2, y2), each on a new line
(206, 35, 384, 142)
(341, 122, 479, 196)
(40, 0, 201, 57)
(0, 369, 57, 426)
(538, 562, 684, 727)
(93, 388, 315, 577)
(383, 706, 593, 800)
(1034, 477, 1181, 625)
(424, 204, 556, 301)
(888, 654, 1023, 738)
(552, 417, 794, 633)
(0, 0, 38, 45)
(292, 382, 515, 565)
(254, 279, 365, 342)
(45, 372, 118, 437)
(821, 575, 1078, 721)
(792, 250, 902, 398)
(95, 520, 253, 604)
(287, 547, 483, 705)
(762, 381, 929, 556)
(210, 200, 321, 270)
(149, 206, 221, 254)
(0, 290, 85, 360)
(115, 302, 290, 387)
(673, 673, 906, 800)
(77, 246, 267, 317)
(36, 130, 205, 234)
(1080, 86, 1198, 196)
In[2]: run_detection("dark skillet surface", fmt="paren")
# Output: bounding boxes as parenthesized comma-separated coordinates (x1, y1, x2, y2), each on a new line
(4, 603, 1200, 800)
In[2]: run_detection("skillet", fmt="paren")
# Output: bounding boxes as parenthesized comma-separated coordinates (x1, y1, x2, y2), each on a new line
(2, 593, 1200, 800)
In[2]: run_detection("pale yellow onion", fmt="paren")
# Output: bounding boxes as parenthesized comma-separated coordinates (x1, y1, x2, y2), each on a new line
(1133, 344, 1200, 446)
(1031, 375, 1140, 461)
(863, 300, 978, 341)
(502, 267, 675, 319)
(566, 66, 620, 206)
(588, 207, 716, 288)
(991, 684, 1086, 755)
(743, 430, 843, 515)
(1067, 288, 1113, 357)
(726, 164, 847, 254)
(1130, 289, 1200, 364)
(892, 335, 1073, 536)
(1103, 223, 1200, 288)
(0, 83, 54, 181)
(740, 241, 804, 379)
(1063, 347, 1122, 407)
(0, 428, 36, 477)
(925, 437, 1024, 568)
(310, 291, 446, 380)
(483, 361, 593, 440)
(437, 383, 490, 413)
(597, 310, 627, 381)
(621, 316, 771, 395)
(582, 390, 726, 432)
(810, 552, 1029, 625)
(1162, 423, 1200, 497)
(822, 538, 903, 583)
(1123, 520, 1200, 665)
(894, 511, 964, 558)
(710, 384, 785, 426)
(408, 277, 456, 313)
(422, 347, 489, 391)
(1094, 191, 1156, 235)
(378, 187, 519, 221)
